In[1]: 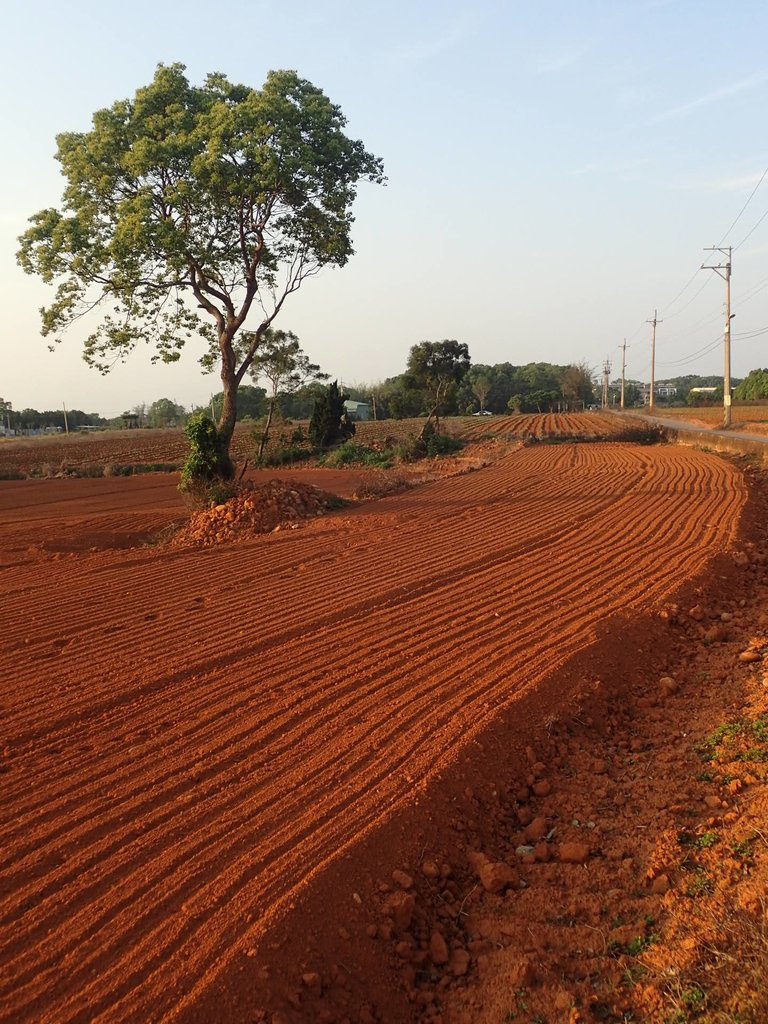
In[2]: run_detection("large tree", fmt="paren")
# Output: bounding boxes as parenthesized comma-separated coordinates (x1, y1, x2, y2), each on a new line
(406, 340, 471, 432)
(17, 63, 383, 478)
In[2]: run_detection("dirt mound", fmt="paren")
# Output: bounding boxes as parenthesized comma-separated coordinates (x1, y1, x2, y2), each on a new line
(173, 480, 337, 547)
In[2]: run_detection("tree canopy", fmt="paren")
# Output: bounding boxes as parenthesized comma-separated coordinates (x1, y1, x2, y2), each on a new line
(405, 340, 471, 430)
(17, 63, 383, 476)
(734, 368, 768, 401)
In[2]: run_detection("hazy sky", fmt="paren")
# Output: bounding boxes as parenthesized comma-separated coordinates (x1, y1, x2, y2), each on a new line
(3, 0, 768, 416)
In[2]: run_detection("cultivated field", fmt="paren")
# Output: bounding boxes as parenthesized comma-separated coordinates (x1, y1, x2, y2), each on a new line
(458, 410, 632, 440)
(0, 440, 747, 1023)
(645, 404, 768, 433)
(0, 413, 634, 479)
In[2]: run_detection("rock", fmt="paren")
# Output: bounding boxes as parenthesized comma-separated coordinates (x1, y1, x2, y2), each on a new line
(534, 842, 550, 862)
(392, 869, 414, 889)
(558, 842, 590, 864)
(515, 845, 535, 858)
(517, 805, 533, 826)
(523, 816, 549, 842)
(421, 859, 440, 879)
(301, 972, 322, 996)
(450, 948, 471, 976)
(429, 931, 449, 965)
(478, 860, 519, 893)
(650, 874, 670, 894)
(385, 891, 416, 932)
(395, 939, 413, 959)
(739, 650, 761, 664)
(659, 676, 678, 696)
(531, 779, 552, 797)
(703, 795, 722, 809)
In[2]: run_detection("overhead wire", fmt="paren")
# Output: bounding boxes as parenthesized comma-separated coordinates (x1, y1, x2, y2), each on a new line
(623, 162, 768, 378)
(734, 207, 768, 251)
(718, 162, 768, 245)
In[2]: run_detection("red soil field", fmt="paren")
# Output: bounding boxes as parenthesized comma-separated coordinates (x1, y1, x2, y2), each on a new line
(0, 420, 447, 478)
(459, 411, 631, 440)
(0, 443, 746, 1023)
(0, 414, 617, 479)
(644, 404, 768, 433)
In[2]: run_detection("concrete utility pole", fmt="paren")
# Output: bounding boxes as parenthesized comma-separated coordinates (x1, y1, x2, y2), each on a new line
(646, 311, 662, 412)
(601, 359, 612, 409)
(619, 339, 627, 410)
(62, 403, 69, 435)
(702, 246, 733, 428)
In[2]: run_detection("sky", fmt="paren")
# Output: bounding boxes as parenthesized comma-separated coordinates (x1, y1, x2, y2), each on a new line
(2, 0, 768, 416)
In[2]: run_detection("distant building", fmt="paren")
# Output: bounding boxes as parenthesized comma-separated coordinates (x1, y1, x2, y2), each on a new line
(343, 400, 370, 421)
(639, 383, 677, 404)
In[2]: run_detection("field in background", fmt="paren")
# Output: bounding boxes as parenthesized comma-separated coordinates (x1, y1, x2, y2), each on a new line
(0, 413, 641, 478)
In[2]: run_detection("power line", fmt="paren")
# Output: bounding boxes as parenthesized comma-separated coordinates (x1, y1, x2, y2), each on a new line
(734, 207, 768, 251)
(718, 162, 768, 245)
(663, 275, 714, 319)
(662, 267, 703, 315)
(657, 332, 723, 367)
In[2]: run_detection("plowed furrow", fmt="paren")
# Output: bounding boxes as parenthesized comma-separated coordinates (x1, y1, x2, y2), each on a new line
(0, 445, 746, 1023)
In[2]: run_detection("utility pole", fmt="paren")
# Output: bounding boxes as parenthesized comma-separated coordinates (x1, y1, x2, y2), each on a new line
(646, 310, 662, 413)
(62, 403, 69, 435)
(702, 246, 733, 428)
(601, 359, 612, 409)
(619, 339, 627, 410)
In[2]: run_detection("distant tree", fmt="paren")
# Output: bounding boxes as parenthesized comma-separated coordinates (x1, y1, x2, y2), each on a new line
(250, 329, 328, 462)
(471, 374, 491, 413)
(309, 380, 355, 448)
(17, 63, 383, 484)
(406, 340, 471, 433)
(211, 385, 267, 422)
(279, 381, 328, 420)
(147, 398, 186, 428)
(734, 368, 768, 401)
(560, 362, 594, 410)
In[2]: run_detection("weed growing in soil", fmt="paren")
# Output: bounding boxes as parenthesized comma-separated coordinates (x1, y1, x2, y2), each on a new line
(683, 870, 713, 898)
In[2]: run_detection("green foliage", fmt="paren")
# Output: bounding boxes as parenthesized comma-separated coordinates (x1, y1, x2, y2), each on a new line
(733, 368, 768, 401)
(309, 380, 355, 448)
(211, 385, 267, 422)
(17, 63, 383, 455)
(146, 397, 186, 428)
(250, 328, 327, 462)
(625, 933, 659, 956)
(424, 431, 463, 457)
(179, 412, 234, 498)
(321, 441, 389, 468)
(684, 871, 713, 898)
(406, 339, 471, 426)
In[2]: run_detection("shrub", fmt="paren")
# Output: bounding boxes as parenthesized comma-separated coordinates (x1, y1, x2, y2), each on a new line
(179, 412, 234, 504)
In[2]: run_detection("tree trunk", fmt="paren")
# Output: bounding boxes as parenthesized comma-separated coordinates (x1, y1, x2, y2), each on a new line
(215, 338, 238, 479)
(257, 397, 276, 464)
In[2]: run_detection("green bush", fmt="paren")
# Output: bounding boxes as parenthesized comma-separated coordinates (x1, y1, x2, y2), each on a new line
(425, 432, 464, 457)
(179, 412, 235, 504)
(323, 441, 392, 468)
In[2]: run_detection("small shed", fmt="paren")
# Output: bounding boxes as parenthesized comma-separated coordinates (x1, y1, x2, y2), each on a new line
(343, 400, 370, 422)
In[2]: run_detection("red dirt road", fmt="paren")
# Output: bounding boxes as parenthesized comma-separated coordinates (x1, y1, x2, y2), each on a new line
(0, 444, 746, 1022)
